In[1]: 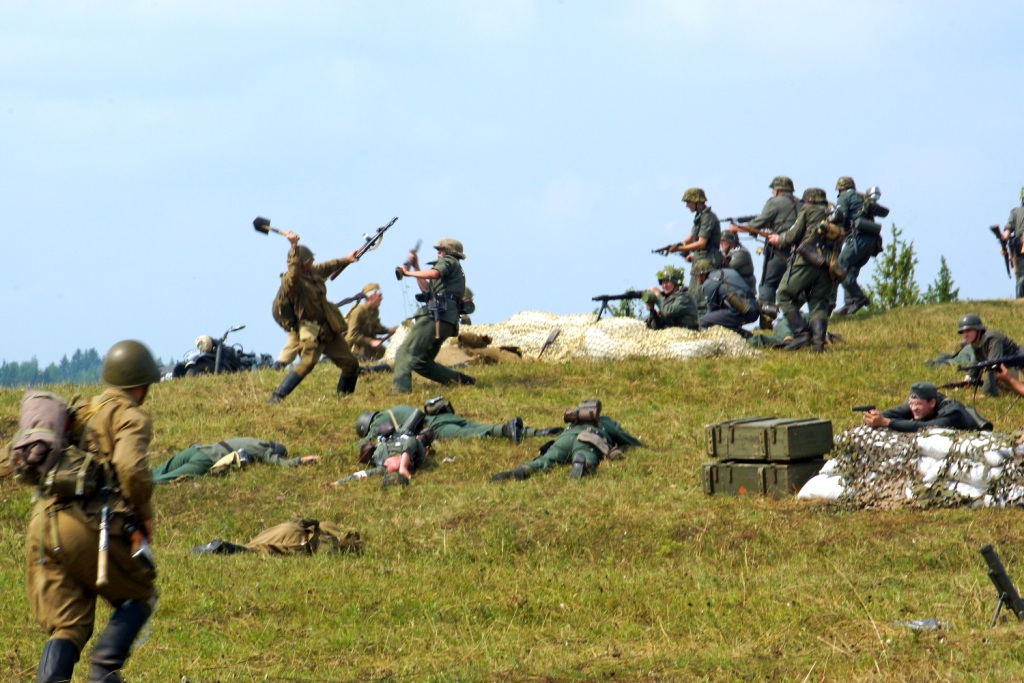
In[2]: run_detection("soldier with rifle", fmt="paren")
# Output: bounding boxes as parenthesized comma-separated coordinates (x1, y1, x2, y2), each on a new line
(392, 237, 475, 393)
(1000, 186, 1024, 298)
(954, 314, 1020, 397)
(345, 282, 397, 363)
(833, 177, 887, 317)
(655, 188, 722, 317)
(729, 176, 799, 327)
(642, 264, 699, 330)
(26, 340, 161, 683)
(861, 381, 980, 433)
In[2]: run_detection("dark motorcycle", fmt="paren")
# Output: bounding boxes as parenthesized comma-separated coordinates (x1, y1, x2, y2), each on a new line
(171, 325, 273, 378)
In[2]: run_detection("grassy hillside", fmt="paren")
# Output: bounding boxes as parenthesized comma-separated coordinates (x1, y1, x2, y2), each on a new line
(3, 301, 1024, 682)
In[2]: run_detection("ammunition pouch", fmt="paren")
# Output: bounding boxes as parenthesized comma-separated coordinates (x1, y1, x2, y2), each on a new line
(725, 291, 751, 315)
(797, 242, 826, 268)
(423, 396, 454, 416)
(40, 445, 106, 502)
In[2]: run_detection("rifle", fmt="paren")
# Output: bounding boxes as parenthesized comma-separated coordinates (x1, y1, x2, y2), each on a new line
(959, 353, 1024, 374)
(731, 224, 776, 242)
(722, 215, 757, 226)
(980, 545, 1024, 627)
(939, 378, 982, 390)
(990, 224, 1013, 279)
(395, 239, 422, 280)
(329, 216, 399, 281)
(592, 291, 643, 321)
(652, 242, 681, 256)
(335, 291, 367, 308)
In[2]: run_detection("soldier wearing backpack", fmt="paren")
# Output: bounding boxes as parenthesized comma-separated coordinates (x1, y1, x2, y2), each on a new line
(268, 231, 362, 403)
(24, 340, 161, 683)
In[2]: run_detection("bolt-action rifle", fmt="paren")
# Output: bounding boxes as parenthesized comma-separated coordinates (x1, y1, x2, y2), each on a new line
(959, 353, 1024, 374)
(990, 224, 1014, 279)
(592, 291, 643, 321)
(722, 215, 757, 227)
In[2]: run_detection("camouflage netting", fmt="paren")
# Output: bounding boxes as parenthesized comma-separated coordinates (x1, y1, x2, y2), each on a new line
(382, 311, 759, 364)
(798, 425, 1024, 509)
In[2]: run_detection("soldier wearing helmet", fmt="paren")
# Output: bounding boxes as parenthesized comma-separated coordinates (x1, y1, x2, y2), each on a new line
(27, 340, 162, 682)
(720, 231, 756, 293)
(354, 403, 561, 445)
(345, 282, 397, 363)
(954, 313, 1020, 397)
(1002, 187, 1024, 298)
(268, 230, 362, 403)
(691, 258, 758, 336)
(832, 175, 880, 318)
(767, 188, 840, 353)
(392, 237, 476, 393)
(673, 187, 722, 317)
(729, 176, 800, 326)
(643, 264, 698, 330)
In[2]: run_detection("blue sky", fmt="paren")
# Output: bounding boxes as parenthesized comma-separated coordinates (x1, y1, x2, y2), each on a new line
(4, 1, 1023, 366)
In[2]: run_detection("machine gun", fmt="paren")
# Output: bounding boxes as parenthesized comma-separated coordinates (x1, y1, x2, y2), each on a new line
(990, 224, 1014, 279)
(330, 216, 399, 280)
(592, 291, 643, 321)
(959, 353, 1024, 374)
(980, 545, 1024, 627)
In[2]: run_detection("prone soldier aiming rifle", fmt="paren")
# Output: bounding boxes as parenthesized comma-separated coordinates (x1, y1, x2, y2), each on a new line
(592, 291, 643, 321)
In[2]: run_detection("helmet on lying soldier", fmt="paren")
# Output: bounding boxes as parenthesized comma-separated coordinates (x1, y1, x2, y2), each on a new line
(682, 187, 707, 203)
(656, 264, 686, 286)
(957, 313, 985, 333)
(355, 411, 379, 438)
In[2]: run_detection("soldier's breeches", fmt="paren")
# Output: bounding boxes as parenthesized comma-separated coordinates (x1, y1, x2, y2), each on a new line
(150, 447, 215, 484)
(839, 235, 874, 299)
(700, 307, 758, 333)
(777, 266, 834, 322)
(392, 318, 458, 392)
(28, 505, 157, 652)
(522, 440, 601, 474)
(276, 331, 300, 364)
(295, 335, 359, 379)
(1015, 256, 1024, 298)
(758, 256, 789, 303)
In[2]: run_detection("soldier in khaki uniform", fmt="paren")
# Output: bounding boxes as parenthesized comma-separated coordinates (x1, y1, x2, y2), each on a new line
(27, 340, 161, 683)
(768, 188, 840, 353)
(345, 283, 396, 362)
(268, 231, 362, 403)
(392, 238, 475, 393)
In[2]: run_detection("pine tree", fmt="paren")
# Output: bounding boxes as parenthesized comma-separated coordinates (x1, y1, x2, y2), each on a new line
(863, 224, 921, 310)
(922, 256, 960, 304)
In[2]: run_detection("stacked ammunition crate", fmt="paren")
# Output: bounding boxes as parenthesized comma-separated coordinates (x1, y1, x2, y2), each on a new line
(701, 417, 833, 497)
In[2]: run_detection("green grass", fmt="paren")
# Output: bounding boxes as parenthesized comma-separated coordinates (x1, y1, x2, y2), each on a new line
(4, 300, 1024, 681)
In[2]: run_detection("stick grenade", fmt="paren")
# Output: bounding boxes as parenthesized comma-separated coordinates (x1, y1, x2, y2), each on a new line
(253, 216, 290, 238)
(96, 504, 110, 587)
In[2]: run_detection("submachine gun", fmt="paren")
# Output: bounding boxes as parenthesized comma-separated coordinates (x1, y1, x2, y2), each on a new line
(980, 545, 1024, 627)
(592, 291, 643, 321)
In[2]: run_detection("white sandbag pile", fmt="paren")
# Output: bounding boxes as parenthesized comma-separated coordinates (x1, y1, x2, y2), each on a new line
(797, 425, 1024, 509)
(383, 311, 758, 364)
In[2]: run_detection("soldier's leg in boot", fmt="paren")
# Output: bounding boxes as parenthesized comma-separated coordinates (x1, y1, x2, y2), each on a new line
(323, 336, 360, 394)
(409, 321, 470, 385)
(810, 318, 828, 353)
(568, 442, 602, 479)
(37, 638, 80, 683)
(274, 331, 300, 368)
(88, 598, 153, 682)
(1016, 256, 1024, 298)
(392, 317, 434, 393)
(269, 340, 318, 402)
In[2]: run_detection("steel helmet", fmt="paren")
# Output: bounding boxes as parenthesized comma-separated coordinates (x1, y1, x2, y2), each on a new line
(835, 176, 856, 192)
(682, 187, 707, 203)
(434, 237, 465, 259)
(656, 264, 686, 285)
(102, 340, 162, 388)
(355, 411, 380, 438)
(957, 313, 985, 333)
(802, 188, 827, 204)
(720, 231, 739, 245)
(691, 258, 714, 276)
(770, 176, 795, 192)
(296, 245, 315, 264)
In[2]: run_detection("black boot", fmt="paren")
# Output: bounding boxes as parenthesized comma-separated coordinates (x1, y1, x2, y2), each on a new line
(337, 374, 358, 395)
(36, 638, 78, 683)
(271, 361, 289, 371)
(783, 312, 811, 351)
(568, 453, 589, 479)
(501, 417, 524, 444)
(268, 371, 302, 404)
(359, 364, 392, 374)
(810, 319, 827, 354)
(490, 467, 529, 482)
(88, 600, 152, 683)
(190, 538, 253, 555)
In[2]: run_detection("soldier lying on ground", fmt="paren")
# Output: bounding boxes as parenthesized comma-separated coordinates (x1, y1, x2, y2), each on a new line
(747, 313, 843, 349)
(861, 382, 982, 433)
(490, 400, 642, 481)
(150, 438, 319, 484)
(355, 398, 562, 446)
(191, 517, 362, 555)
(324, 429, 432, 488)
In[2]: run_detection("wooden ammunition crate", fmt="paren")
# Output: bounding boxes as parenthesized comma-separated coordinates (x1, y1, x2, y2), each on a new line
(701, 459, 826, 498)
(705, 417, 833, 462)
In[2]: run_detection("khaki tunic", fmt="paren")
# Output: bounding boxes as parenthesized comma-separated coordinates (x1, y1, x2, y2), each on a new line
(345, 302, 390, 361)
(26, 388, 157, 650)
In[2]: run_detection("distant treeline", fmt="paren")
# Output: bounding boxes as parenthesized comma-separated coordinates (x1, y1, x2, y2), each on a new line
(0, 348, 162, 387)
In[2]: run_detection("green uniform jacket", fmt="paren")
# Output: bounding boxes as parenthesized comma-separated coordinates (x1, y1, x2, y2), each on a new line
(775, 204, 832, 267)
(649, 288, 699, 330)
(413, 254, 466, 327)
(368, 406, 503, 440)
(881, 397, 976, 432)
(836, 189, 865, 246)
(688, 207, 722, 265)
(747, 192, 799, 235)
(966, 329, 1020, 382)
(283, 244, 351, 337)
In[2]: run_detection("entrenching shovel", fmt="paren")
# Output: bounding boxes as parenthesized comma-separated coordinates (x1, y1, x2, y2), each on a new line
(253, 216, 289, 237)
